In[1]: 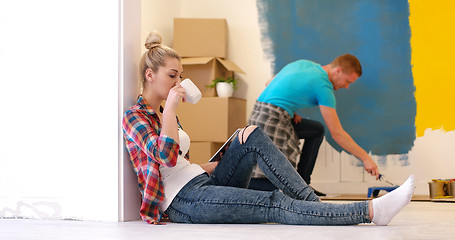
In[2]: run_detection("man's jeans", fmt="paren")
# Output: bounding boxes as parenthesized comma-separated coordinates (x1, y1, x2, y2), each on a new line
(293, 118, 325, 185)
(165, 127, 370, 225)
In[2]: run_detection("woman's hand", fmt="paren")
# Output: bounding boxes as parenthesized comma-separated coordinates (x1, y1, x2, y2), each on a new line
(161, 83, 185, 144)
(200, 162, 219, 174)
(164, 83, 186, 111)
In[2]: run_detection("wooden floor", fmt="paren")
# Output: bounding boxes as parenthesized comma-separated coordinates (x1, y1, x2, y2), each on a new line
(1, 201, 454, 240)
(320, 194, 434, 201)
(321, 194, 455, 204)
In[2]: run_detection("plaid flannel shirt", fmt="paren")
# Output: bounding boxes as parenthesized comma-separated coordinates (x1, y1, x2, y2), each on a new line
(122, 95, 183, 224)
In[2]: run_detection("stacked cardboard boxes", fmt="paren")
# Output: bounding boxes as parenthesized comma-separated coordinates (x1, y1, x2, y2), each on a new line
(173, 18, 246, 165)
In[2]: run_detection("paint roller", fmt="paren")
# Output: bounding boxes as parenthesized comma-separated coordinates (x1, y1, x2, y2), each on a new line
(367, 174, 399, 198)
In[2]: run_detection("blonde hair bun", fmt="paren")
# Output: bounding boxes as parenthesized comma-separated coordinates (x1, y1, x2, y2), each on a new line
(145, 31, 162, 50)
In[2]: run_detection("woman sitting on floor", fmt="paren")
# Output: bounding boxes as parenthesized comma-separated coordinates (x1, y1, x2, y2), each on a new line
(122, 32, 415, 225)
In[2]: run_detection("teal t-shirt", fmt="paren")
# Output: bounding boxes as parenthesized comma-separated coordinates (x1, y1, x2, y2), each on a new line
(257, 59, 336, 116)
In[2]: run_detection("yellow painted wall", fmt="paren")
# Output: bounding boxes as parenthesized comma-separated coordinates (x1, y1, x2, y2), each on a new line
(409, 0, 455, 137)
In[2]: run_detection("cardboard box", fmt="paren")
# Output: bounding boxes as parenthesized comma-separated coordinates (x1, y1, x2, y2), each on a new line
(174, 18, 228, 58)
(181, 57, 244, 97)
(189, 142, 224, 165)
(177, 97, 246, 142)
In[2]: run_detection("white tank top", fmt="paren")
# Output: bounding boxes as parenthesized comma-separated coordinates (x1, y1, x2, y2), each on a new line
(159, 128, 205, 212)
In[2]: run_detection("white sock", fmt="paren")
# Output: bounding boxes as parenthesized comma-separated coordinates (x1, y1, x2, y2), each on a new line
(371, 175, 415, 226)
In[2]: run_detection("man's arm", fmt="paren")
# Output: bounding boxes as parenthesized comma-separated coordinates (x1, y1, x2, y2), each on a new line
(319, 105, 379, 179)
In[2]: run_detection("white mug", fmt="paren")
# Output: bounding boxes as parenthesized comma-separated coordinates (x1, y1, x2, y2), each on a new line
(180, 78, 202, 104)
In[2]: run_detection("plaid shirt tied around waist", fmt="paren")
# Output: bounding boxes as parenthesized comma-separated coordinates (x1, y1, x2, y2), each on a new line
(248, 101, 301, 178)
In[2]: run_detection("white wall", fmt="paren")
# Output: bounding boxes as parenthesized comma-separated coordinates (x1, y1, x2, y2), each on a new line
(120, 0, 142, 222)
(0, 0, 120, 221)
(141, 0, 181, 48)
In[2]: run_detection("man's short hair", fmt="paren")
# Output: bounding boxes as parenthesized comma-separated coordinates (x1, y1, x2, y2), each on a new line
(331, 54, 362, 77)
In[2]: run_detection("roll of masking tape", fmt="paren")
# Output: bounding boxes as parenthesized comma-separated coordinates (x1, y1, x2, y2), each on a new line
(181, 78, 202, 104)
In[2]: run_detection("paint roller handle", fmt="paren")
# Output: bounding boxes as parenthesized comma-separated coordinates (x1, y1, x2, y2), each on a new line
(379, 174, 396, 186)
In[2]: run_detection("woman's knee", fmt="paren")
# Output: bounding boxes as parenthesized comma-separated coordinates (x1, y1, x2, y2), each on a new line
(238, 125, 258, 144)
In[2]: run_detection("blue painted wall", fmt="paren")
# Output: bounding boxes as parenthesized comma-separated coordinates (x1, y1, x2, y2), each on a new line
(257, 0, 416, 155)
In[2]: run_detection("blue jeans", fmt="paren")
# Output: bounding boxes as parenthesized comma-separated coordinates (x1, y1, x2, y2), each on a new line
(249, 118, 325, 191)
(293, 118, 325, 185)
(165, 127, 370, 225)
